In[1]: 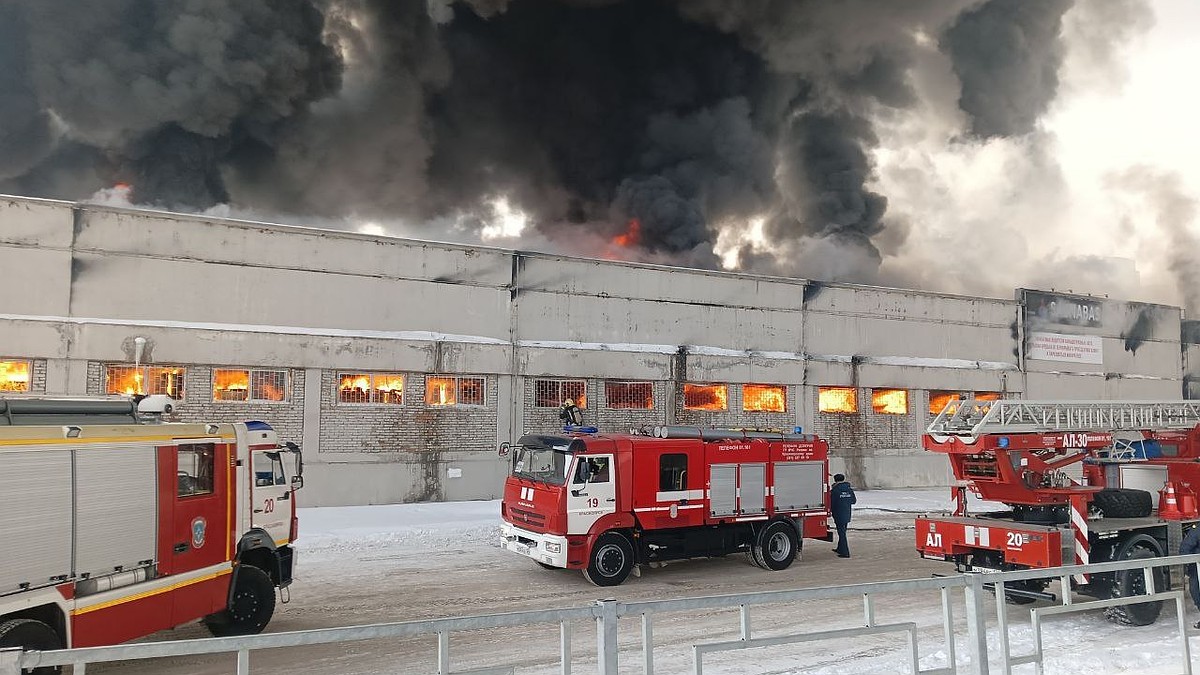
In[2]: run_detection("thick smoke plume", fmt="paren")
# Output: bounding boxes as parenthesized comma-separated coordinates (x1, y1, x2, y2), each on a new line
(0, 0, 1151, 287)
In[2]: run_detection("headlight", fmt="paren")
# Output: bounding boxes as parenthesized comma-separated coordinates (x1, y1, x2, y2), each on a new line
(545, 542, 561, 554)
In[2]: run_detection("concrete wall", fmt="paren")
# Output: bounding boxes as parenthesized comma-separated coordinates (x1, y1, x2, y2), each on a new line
(1185, 321, 1199, 399)
(0, 194, 1191, 504)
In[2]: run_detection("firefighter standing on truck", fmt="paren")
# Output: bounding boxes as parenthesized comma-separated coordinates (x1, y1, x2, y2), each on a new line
(831, 473, 856, 558)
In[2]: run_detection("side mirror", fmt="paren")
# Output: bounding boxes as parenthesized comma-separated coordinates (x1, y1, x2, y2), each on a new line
(498, 442, 511, 458)
(291, 474, 305, 489)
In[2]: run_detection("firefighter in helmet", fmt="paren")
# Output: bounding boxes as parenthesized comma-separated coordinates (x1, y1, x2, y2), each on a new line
(559, 398, 584, 426)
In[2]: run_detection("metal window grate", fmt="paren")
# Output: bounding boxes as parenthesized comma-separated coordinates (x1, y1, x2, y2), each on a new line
(338, 373, 404, 405)
(0, 359, 31, 392)
(426, 376, 486, 407)
(250, 370, 288, 402)
(604, 381, 654, 409)
(105, 365, 186, 400)
(743, 384, 786, 412)
(534, 379, 587, 408)
(683, 383, 727, 410)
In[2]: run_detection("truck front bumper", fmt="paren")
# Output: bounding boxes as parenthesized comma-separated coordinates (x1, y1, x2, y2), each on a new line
(501, 522, 568, 568)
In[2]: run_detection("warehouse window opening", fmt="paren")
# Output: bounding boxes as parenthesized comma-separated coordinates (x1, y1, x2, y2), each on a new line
(214, 369, 288, 402)
(929, 390, 963, 416)
(872, 389, 908, 415)
(684, 383, 727, 410)
(106, 365, 185, 400)
(425, 376, 486, 407)
(535, 379, 587, 408)
(743, 384, 786, 412)
(605, 381, 654, 409)
(818, 387, 857, 414)
(338, 373, 405, 404)
(177, 443, 215, 497)
(0, 359, 31, 392)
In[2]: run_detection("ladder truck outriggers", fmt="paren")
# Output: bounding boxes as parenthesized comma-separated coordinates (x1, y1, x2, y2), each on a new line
(500, 426, 833, 586)
(916, 398, 1200, 625)
(0, 395, 304, 668)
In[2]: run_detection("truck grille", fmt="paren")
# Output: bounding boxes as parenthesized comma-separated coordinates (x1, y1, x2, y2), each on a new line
(509, 507, 546, 528)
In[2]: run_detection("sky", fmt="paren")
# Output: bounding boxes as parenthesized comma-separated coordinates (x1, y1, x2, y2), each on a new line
(869, 0, 1200, 309)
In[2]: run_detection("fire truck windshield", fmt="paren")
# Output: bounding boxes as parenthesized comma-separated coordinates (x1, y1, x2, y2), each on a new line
(511, 435, 580, 486)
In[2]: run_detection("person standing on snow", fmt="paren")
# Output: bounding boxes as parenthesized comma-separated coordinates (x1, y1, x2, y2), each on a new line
(830, 473, 857, 558)
(1181, 525, 1200, 628)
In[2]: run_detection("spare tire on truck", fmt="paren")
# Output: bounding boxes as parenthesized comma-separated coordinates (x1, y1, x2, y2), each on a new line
(1091, 488, 1153, 519)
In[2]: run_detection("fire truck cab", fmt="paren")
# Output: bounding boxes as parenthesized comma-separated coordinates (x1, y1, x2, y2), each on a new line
(0, 395, 304, 664)
(500, 426, 832, 586)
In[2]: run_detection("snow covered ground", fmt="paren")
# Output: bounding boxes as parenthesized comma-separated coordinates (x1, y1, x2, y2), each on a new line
(97, 489, 1199, 674)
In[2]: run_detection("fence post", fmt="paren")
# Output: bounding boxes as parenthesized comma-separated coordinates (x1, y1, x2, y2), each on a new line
(595, 599, 619, 675)
(0, 649, 21, 675)
(963, 574, 991, 675)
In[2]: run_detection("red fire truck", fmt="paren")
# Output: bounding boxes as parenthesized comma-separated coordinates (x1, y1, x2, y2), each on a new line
(0, 395, 303, 666)
(500, 426, 832, 586)
(915, 399, 1200, 625)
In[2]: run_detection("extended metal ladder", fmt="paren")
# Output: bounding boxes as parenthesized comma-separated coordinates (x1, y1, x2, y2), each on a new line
(928, 399, 1200, 439)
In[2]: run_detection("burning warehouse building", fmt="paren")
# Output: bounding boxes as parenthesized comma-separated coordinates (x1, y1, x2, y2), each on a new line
(1, 194, 1195, 505)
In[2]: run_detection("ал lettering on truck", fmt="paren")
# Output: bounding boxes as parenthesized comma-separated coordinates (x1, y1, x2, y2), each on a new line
(916, 398, 1200, 626)
(0, 395, 304, 671)
(499, 425, 833, 586)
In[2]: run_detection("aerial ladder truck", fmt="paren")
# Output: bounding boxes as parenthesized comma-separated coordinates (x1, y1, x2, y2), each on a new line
(916, 399, 1200, 625)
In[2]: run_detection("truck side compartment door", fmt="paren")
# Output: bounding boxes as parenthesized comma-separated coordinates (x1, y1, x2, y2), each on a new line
(653, 449, 706, 528)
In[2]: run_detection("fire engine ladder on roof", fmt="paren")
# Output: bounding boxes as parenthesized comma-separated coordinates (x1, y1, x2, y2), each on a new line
(927, 399, 1200, 440)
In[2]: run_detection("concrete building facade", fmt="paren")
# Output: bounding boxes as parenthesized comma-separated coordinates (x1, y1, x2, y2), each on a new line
(0, 194, 1192, 505)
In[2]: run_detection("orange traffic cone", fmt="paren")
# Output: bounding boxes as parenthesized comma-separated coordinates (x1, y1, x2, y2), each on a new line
(1178, 483, 1200, 519)
(1160, 482, 1184, 520)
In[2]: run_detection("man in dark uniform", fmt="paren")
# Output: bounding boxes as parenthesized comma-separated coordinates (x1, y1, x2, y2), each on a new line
(559, 399, 583, 426)
(1181, 525, 1200, 628)
(831, 473, 856, 558)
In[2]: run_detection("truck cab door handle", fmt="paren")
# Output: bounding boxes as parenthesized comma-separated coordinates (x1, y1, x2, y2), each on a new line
(253, 509, 265, 513)
(679, 499, 689, 505)
(174, 543, 188, 553)
(606, 498, 616, 503)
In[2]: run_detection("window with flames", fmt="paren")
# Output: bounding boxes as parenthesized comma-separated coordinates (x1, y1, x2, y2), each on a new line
(743, 384, 786, 412)
(213, 369, 288, 403)
(871, 389, 909, 415)
(0, 360, 31, 392)
(106, 365, 186, 400)
(534, 379, 587, 408)
(338, 373, 405, 404)
(683, 383, 728, 411)
(604, 381, 654, 409)
(425, 376, 486, 407)
(818, 386, 858, 414)
(928, 390, 1003, 416)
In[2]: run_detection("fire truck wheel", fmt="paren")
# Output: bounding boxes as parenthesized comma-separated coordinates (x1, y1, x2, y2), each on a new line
(1104, 541, 1165, 627)
(583, 532, 634, 587)
(753, 520, 798, 571)
(0, 618, 63, 675)
(204, 566, 277, 637)
(1092, 489, 1153, 519)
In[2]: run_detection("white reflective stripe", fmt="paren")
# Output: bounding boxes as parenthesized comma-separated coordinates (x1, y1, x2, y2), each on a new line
(978, 527, 990, 547)
(965, 526, 976, 545)
(734, 515, 769, 522)
(654, 489, 705, 501)
(1070, 505, 1088, 535)
(634, 505, 706, 513)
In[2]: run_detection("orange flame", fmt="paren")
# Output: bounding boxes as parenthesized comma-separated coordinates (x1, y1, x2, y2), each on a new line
(612, 218, 642, 247)
(974, 391, 1002, 402)
(743, 384, 786, 412)
(818, 387, 858, 413)
(374, 374, 404, 404)
(0, 360, 30, 392)
(214, 370, 250, 401)
(683, 383, 728, 410)
(872, 389, 908, 415)
(605, 381, 654, 409)
(338, 374, 371, 403)
(260, 380, 285, 402)
(426, 377, 456, 406)
(928, 391, 961, 416)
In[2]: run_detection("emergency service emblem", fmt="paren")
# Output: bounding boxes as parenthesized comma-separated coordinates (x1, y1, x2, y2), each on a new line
(191, 517, 207, 549)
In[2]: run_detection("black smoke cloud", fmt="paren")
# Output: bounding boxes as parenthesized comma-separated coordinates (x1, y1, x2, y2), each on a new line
(1, 0, 1103, 281)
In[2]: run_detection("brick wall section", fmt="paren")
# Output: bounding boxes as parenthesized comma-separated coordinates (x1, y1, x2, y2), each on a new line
(85, 361, 305, 442)
(31, 359, 47, 393)
(318, 371, 498, 454)
(522, 378, 600, 434)
(675, 384, 795, 430)
(811, 386, 921, 485)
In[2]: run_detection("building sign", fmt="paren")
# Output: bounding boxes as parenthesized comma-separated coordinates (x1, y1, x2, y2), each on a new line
(1028, 332, 1103, 364)
(1023, 290, 1104, 328)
